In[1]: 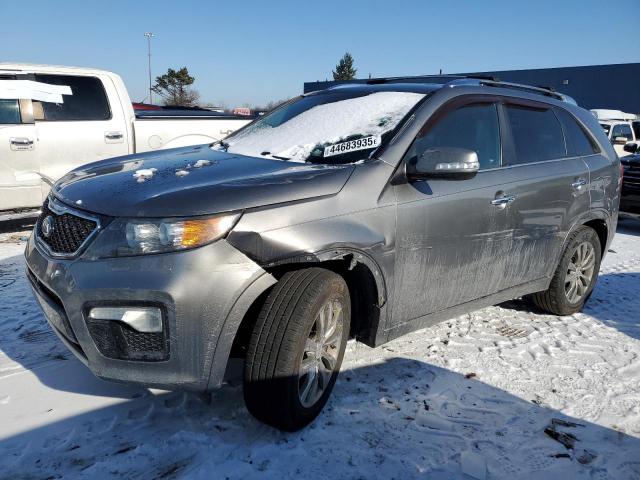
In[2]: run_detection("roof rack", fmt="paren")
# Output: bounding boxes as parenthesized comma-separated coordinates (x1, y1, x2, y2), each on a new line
(365, 74, 500, 85)
(446, 78, 565, 101)
(359, 75, 570, 103)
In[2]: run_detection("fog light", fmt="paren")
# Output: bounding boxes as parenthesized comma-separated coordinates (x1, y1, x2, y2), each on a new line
(88, 307, 162, 333)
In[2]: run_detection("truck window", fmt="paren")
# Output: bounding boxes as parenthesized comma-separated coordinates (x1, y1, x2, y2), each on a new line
(554, 108, 599, 156)
(0, 99, 20, 124)
(505, 105, 566, 165)
(33, 74, 111, 121)
(611, 123, 633, 142)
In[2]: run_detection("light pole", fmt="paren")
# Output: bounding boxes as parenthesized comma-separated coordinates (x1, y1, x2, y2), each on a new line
(144, 32, 154, 104)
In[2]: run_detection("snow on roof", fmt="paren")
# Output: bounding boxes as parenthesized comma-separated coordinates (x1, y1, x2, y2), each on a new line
(225, 91, 426, 162)
(591, 109, 636, 121)
(0, 63, 112, 76)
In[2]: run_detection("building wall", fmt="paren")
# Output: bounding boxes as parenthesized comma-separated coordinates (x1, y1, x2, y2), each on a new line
(304, 63, 640, 113)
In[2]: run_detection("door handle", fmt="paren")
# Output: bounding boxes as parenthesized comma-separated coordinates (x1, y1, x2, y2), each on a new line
(9, 137, 34, 151)
(571, 178, 587, 189)
(490, 194, 516, 207)
(104, 131, 124, 142)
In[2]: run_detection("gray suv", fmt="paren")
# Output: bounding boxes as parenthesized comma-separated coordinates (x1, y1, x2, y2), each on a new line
(25, 78, 620, 431)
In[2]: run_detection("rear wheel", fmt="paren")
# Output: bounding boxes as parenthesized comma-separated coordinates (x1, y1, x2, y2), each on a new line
(532, 226, 601, 315)
(243, 268, 350, 431)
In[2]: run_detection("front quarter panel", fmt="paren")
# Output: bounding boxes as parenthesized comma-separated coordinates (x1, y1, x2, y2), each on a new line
(226, 159, 397, 326)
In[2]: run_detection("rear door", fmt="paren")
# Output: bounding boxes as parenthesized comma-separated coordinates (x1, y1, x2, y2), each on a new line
(32, 73, 130, 195)
(0, 92, 41, 210)
(554, 108, 616, 216)
(498, 100, 590, 284)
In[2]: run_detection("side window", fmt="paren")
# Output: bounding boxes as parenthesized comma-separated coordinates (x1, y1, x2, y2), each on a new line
(414, 103, 501, 170)
(554, 108, 599, 156)
(0, 99, 21, 124)
(611, 124, 633, 142)
(33, 74, 110, 121)
(505, 105, 566, 165)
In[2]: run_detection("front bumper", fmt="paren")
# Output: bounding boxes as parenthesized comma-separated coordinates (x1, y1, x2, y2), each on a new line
(25, 234, 274, 391)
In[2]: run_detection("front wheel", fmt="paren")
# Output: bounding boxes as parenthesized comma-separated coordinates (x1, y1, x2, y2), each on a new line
(532, 226, 602, 315)
(243, 268, 350, 431)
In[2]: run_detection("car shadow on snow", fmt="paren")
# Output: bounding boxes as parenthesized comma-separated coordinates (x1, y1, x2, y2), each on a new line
(1, 357, 640, 479)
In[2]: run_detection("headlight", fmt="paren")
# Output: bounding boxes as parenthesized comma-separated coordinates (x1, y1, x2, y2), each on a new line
(87, 213, 241, 258)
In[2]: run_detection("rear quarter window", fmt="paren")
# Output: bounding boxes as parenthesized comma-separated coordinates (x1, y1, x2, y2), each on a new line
(33, 74, 111, 121)
(554, 108, 599, 156)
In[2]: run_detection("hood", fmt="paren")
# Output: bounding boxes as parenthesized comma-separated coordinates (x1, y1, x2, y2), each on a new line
(52, 145, 354, 217)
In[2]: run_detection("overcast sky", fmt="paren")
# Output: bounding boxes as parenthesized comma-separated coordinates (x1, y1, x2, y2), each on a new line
(2, 0, 638, 107)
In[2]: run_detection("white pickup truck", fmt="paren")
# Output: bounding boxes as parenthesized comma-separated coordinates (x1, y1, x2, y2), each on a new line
(0, 63, 253, 212)
(591, 109, 639, 157)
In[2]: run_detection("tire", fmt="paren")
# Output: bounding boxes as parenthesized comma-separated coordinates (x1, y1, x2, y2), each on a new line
(532, 226, 602, 315)
(243, 268, 350, 431)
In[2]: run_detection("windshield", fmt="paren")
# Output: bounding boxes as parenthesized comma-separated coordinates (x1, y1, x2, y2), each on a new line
(600, 123, 611, 136)
(216, 90, 426, 164)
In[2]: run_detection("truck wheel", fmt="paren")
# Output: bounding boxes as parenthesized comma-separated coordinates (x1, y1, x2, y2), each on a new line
(243, 268, 350, 431)
(532, 226, 601, 316)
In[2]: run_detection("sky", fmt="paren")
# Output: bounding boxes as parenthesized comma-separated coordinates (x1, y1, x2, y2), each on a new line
(2, 0, 639, 107)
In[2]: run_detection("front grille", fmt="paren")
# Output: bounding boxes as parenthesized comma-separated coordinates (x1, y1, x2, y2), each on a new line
(623, 171, 640, 187)
(36, 199, 98, 256)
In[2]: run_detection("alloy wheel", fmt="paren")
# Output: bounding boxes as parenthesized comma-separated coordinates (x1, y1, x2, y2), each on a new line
(565, 241, 596, 304)
(298, 299, 344, 407)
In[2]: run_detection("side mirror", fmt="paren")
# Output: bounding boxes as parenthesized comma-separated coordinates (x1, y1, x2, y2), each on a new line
(407, 147, 479, 181)
(613, 136, 629, 145)
(623, 142, 639, 154)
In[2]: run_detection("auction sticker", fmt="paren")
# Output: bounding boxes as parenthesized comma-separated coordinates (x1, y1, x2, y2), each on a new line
(323, 135, 380, 157)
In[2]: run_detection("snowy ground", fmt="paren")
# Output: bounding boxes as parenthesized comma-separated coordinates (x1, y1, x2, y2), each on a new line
(1, 217, 640, 480)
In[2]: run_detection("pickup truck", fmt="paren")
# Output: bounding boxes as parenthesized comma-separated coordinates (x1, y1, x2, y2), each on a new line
(0, 63, 253, 212)
(591, 109, 638, 157)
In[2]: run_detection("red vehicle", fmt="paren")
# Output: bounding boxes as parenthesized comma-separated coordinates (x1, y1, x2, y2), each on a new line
(132, 102, 162, 111)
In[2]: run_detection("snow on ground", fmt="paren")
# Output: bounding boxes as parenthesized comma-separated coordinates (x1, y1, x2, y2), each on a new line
(1, 217, 640, 479)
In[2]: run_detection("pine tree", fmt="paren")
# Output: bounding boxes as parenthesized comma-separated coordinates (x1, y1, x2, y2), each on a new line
(152, 67, 200, 107)
(332, 53, 357, 81)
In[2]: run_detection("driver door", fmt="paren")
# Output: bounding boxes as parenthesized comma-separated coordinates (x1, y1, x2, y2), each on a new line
(391, 99, 514, 327)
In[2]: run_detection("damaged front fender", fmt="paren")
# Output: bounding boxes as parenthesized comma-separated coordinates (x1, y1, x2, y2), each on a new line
(226, 216, 393, 307)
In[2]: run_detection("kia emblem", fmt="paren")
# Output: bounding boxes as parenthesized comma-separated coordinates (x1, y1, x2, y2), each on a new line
(41, 216, 54, 238)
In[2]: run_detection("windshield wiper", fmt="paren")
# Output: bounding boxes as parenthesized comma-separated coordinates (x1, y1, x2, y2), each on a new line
(260, 151, 290, 161)
(212, 140, 229, 151)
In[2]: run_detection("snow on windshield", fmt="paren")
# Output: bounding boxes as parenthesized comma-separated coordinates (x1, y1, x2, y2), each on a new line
(222, 91, 425, 163)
